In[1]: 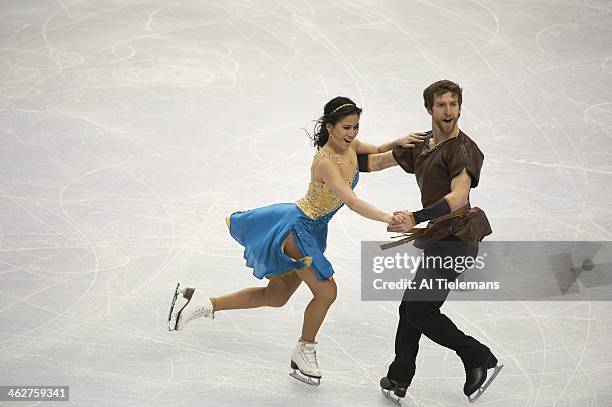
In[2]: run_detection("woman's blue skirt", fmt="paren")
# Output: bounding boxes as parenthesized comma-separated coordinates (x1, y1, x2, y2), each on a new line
(227, 203, 333, 280)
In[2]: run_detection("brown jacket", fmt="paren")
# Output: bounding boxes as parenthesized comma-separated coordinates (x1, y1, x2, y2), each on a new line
(392, 131, 492, 244)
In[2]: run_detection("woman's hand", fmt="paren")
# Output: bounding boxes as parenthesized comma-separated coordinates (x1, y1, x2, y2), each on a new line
(387, 210, 416, 232)
(395, 132, 427, 148)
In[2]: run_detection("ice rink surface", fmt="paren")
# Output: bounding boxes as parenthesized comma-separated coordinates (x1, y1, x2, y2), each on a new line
(1, 0, 612, 406)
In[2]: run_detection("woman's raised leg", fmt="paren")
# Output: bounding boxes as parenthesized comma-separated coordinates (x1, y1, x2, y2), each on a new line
(212, 272, 301, 311)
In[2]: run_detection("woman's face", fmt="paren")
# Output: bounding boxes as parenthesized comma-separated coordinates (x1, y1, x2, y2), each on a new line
(326, 113, 360, 151)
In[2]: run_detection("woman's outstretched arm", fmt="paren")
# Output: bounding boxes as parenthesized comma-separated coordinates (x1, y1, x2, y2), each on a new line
(356, 133, 425, 171)
(316, 158, 392, 223)
(355, 132, 426, 154)
(368, 150, 400, 171)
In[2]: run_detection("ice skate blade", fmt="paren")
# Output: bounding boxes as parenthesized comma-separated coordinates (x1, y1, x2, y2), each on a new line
(381, 388, 403, 406)
(468, 364, 503, 403)
(167, 283, 181, 331)
(167, 282, 189, 331)
(289, 370, 320, 386)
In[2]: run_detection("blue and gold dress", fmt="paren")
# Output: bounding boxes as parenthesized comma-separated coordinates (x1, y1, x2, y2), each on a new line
(226, 149, 359, 280)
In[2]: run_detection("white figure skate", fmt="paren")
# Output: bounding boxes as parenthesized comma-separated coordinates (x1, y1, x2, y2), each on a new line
(167, 283, 214, 331)
(289, 341, 321, 386)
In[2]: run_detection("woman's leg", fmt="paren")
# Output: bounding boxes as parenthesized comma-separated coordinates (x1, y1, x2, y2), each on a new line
(212, 271, 301, 311)
(282, 232, 337, 342)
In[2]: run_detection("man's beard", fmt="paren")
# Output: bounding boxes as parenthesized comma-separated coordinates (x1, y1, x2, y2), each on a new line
(437, 117, 458, 134)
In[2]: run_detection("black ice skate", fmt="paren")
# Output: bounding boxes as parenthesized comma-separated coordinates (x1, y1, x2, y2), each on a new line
(289, 341, 321, 386)
(464, 353, 503, 402)
(380, 376, 408, 406)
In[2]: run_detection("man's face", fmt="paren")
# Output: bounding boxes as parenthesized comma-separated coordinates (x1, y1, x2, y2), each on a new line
(428, 91, 461, 135)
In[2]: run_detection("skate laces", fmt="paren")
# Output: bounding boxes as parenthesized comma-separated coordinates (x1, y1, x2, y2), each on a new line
(183, 298, 214, 323)
(189, 306, 212, 320)
(299, 342, 319, 368)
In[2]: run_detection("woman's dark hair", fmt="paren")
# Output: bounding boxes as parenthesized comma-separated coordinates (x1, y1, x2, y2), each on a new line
(308, 96, 362, 149)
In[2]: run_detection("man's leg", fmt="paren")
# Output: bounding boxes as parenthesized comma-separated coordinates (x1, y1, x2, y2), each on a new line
(404, 238, 490, 367)
(386, 238, 489, 385)
(385, 297, 488, 385)
(386, 301, 422, 385)
(401, 299, 489, 367)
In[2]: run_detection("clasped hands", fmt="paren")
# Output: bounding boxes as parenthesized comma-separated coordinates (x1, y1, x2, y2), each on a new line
(387, 210, 416, 233)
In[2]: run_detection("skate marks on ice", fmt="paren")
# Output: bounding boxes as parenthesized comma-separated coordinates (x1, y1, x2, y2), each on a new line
(1, 0, 612, 405)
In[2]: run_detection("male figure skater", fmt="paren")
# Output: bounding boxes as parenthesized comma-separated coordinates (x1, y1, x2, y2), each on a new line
(365, 80, 502, 404)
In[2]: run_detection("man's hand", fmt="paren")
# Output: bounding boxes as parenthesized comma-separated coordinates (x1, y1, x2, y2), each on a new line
(395, 132, 427, 149)
(387, 210, 416, 233)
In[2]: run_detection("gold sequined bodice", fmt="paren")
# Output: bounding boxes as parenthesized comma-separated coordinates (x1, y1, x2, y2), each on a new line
(296, 149, 358, 220)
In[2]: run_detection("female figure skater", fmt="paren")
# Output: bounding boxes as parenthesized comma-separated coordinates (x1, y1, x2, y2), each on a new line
(167, 96, 424, 385)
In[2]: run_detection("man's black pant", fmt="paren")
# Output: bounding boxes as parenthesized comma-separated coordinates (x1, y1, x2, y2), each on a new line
(386, 236, 490, 385)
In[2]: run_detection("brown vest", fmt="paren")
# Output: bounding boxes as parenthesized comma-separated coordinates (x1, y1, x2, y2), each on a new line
(388, 131, 492, 249)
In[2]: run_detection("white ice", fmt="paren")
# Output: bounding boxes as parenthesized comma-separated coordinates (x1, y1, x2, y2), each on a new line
(1, 0, 612, 406)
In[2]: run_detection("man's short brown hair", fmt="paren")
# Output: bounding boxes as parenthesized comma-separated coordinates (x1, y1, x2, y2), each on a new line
(423, 80, 463, 110)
